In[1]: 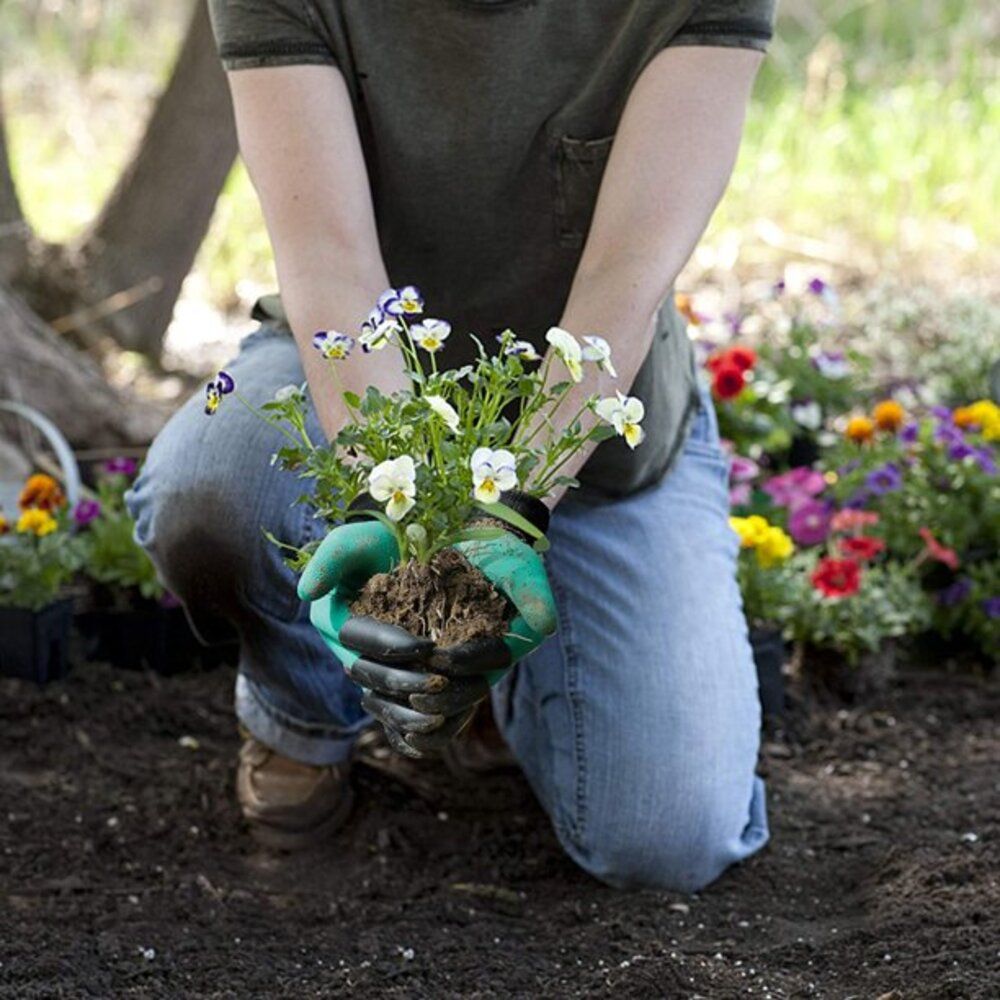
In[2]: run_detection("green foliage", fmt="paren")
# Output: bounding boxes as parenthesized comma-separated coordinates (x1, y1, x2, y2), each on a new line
(786, 556, 933, 665)
(77, 471, 163, 600)
(0, 514, 83, 611)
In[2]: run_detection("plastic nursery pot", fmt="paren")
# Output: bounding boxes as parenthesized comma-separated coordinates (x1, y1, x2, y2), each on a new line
(749, 626, 787, 719)
(0, 598, 75, 684)
(74, 602, 236, 675)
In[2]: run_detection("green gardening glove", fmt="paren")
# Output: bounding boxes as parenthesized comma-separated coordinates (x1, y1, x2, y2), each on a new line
(298, 501, 557, 757)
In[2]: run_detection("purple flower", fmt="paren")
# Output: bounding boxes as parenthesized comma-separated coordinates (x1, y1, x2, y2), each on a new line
(930, 405, 953, 422)
(865, 462, 903, 495)
(972, 447, 997, 475)
(935, 423, 965, 447)
(730, 455, 760, 483)
(724, 312, 744, 337)
(72, 498, 101, 527)
(762, 467, 826, 507)
(948, 442, 975, 462)
(900, 422, 920, 444)
(937, 578, 972, 608)
(788, 499, 833, 546)
(215, 370, 235, 395)
(845, 489, 871, 509)
(807, 277, 828, 295)
(983, 597, 1000, 619)
(103, 456, 138, 477)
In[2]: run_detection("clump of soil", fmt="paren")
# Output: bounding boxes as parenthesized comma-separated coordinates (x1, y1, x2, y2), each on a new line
(352, 548, 509, 646)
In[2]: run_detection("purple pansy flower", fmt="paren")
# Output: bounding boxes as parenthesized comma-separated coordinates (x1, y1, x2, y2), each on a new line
(930, 405, 953, 422)
(935, 423, 965, 447)
(72, 498, 101, 527)
(937, 578, 972, 607)
(972, 447, 997, 475)
(788, 499, 833, 546)
(865, 462, 903, 495)
(948, 442, 976, 462)
(103, 456, 138, 477)
(983, 597, 1000, 619)
(900, 422, 920, 444)
(807, 277, 828, 295)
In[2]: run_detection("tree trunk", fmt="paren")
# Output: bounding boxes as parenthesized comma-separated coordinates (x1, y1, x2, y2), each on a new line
(0, 285, 164, 448)
(75, 0, 238, 357)
(0, 92, 28, 285)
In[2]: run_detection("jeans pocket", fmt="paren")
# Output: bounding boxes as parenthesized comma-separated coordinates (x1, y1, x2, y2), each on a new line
(554, 134, 614, 248)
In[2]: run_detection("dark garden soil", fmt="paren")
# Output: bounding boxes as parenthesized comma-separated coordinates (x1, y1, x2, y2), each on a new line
(1, 662, 997, 1000)
(353, 549, 509, 646)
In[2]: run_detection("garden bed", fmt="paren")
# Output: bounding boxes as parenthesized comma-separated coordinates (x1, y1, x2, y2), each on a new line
(1, 661, 996, 998)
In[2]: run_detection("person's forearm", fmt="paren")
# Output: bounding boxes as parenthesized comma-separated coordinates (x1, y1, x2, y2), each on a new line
(538, 46, 763, 504)
(275, 252, 408, 441)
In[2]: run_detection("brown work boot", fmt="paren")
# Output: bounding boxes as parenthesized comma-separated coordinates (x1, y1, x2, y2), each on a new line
(236, 736, 354, 850)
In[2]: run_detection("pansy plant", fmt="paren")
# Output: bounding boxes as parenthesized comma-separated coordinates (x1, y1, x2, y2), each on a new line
(206, 288, 644, 565)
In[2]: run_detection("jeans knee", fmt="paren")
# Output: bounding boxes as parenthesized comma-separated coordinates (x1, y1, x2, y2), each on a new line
(571, 779, 765, 892)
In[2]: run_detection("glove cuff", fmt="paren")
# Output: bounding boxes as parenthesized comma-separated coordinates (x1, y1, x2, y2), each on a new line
(468, 490, 550, 544)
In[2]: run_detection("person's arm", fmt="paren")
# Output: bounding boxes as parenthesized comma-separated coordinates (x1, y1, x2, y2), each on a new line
(541, 45, 764, 503)
(227, 65, 408, 438)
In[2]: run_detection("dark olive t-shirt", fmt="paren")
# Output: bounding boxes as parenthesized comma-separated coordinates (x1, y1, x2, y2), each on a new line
(208, 0, 775, 499)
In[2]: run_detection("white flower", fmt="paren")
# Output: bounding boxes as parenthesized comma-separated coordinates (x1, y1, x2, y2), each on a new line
(274, 384, 302, 402)
(425, 394, 460, 432)
(791, 400, 823, 430)
(398, 285, 424, 315)
(368, 456, 417, 521)
(500, 337, 541, 362)
(312, 330, 355, 360)
(581, 335, 617, 377)
(411, 319, 451, 353)
(545, 326, 583, 382)
(595, 391, 646, 449)
(360, 318, 400, 353)
(470, 447, 518, 505)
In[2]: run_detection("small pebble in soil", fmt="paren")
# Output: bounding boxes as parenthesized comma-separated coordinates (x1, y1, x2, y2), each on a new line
(178, 735, 200, 750)
(399, 948, 415, 961)
(960, 831, 978, 842)
(106, 817, 118, 828)
(138, 947, 156, 961)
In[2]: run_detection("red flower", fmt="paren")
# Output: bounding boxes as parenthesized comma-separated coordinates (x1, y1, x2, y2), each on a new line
(712, 363, 746, 401)
(811, 557, 862, 598)
(838, 535, 885, 562)
(918, 527, 960, 570)
(727, 345, 757, 372)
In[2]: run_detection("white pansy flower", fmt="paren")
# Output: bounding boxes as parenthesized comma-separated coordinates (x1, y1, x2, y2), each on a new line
(470, 447, 518, 505)
(595, 391, 646, 449)
(500, 336, 541, 362)
(411, 319, 452, 353)
(791, 400, 823, 430)
(425, 394, 460, 432)
(581, 335, 617, 377)
(312, 330, 355, 360)
(368, 455, 417, 521)
(398, 285, 424, 315)
(360, 318, 400, 353)
(545, 326, 583, 382)
(274, 384, 302, 402)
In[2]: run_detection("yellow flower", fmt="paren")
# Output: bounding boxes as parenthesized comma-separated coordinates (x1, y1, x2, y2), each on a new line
(845, 415, 875, 444)
(755, 526, 795, 568)
(872, 400, 905, 433)
(963, 400, 1000, 441)
(16, 508, 58, 537)
(729, 515, 770, 548)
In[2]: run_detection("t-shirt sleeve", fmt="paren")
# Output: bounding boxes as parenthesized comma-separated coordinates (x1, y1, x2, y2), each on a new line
(207, 0, 337, 71)
(667, 0, 777, 53)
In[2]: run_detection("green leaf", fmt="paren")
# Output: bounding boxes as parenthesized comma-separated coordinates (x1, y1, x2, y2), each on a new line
(588, 424, 618, 442)
(343, 391, 361, 409)
(475, 501, 551, 553)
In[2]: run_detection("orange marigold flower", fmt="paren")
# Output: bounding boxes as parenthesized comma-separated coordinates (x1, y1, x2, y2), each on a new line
(18, 473, 66, 512)
(674, 292, 702, 327)
(845, 416, 875, 444)
(952, 406, 977, 429)
(872, 400, 905, 433)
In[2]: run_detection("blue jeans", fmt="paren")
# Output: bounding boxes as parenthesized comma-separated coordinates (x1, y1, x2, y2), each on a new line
(127, 327, 768, 891)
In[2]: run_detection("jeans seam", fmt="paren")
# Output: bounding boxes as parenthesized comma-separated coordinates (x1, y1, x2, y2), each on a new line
(550, 573, 588, 846)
